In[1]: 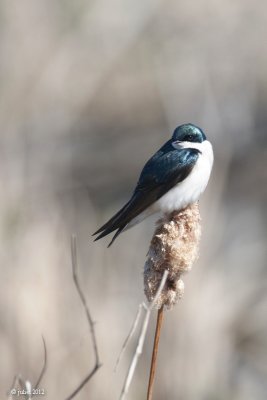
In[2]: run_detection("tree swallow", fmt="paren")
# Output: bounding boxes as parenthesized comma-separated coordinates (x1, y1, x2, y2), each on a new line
(93, 123, 213, 247)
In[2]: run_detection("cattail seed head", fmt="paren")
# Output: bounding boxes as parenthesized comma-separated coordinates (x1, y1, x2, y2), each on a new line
(144, 202, 201, 309)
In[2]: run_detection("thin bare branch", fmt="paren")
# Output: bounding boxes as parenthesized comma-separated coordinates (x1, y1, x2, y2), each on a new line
(15, 376, 31, 400)
(119, 270, 168, 400)
(114, 303, 145, 372)
(7, 336, 46, 400)
(65, 235, 102, 400)
(34, 336, 47, 388)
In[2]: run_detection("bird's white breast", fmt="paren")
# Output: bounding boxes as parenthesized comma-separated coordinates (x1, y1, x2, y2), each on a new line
(156, 140, 214, 213)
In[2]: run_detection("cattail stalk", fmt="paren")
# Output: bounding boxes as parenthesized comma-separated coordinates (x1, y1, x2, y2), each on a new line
(144, 202, 201, 399)
(119, 271, 168, 400)
(147, 306, 164, 400)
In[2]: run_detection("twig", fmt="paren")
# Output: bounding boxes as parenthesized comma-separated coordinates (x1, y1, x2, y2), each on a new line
(65, 235, 102, 400)
(146, 306, 164, 400)
(115, 303, 144, 372)
(7, 336, 47, 400)
(119, 270, 168, 400)
(18, 379, 31, 400)
(34, 336, 47, 388)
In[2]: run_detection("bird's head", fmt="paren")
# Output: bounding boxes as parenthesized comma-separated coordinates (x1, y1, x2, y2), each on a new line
(172, 123, 206, 146)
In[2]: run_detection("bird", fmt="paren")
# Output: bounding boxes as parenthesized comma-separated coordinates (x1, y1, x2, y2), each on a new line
(93, 123, 213, 247)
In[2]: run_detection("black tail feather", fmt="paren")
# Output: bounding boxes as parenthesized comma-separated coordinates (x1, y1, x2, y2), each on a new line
(107, 225, 126, 247)
(92, 190, 154, 246)
(93, 226, 117, 242)
(93, 224, 126, 247)
(92, 200, 131, 236)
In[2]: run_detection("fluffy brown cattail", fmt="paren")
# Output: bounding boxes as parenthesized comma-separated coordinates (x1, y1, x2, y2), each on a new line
(144, 202, 201, 309)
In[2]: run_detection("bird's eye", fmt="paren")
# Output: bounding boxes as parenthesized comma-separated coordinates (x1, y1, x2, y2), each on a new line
(186, 134, 193, 141)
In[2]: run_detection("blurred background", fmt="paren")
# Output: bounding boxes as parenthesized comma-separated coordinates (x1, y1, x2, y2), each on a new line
(0, 0, 267, 399)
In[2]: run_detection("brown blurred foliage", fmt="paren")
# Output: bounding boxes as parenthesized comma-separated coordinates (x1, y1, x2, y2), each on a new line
(0, 0, 266, 399)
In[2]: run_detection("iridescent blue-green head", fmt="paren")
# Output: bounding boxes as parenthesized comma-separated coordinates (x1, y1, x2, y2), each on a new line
(172, 123, 206, 143)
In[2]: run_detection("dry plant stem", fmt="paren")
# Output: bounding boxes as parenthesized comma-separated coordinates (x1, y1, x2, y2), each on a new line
(34, 336, 47, 388)
(115, 303, 144, 372)
(7, 337, 47, 400)
(65, 235, 102, 400)
(119, 270, 168, 400)
(143, 204, 201, 400)
(147, 306, 164, 400)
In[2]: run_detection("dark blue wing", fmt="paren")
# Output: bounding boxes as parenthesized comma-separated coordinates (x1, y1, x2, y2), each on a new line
(93, 141, 200, 246)
(136, 141, 199, 193)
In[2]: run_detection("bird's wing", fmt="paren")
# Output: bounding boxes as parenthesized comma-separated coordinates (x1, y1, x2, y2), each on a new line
(93, 145, 200, 246)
